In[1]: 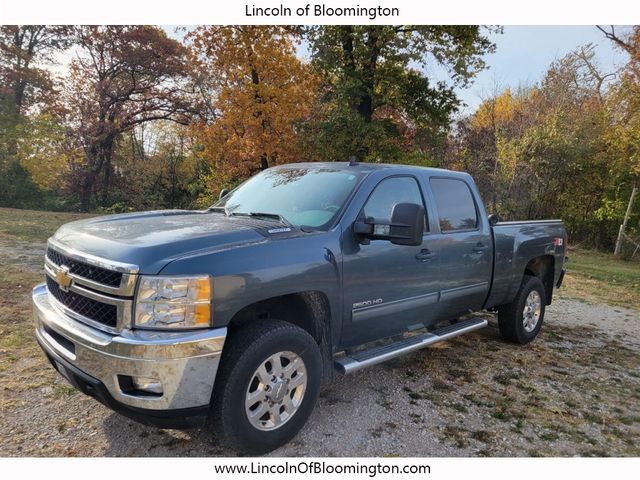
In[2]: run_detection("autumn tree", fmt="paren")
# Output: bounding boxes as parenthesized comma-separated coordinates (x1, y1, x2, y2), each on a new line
(450, 88, 529, 213)
(0, 25, 73, 207)
(598, 26, 640, 253)
(452, 44, 629, 248)
(16, 112, 82, 191)
(304, 26, 498, 162)
(63, 26, 192, 210)
(107, 122, 203, 211)
(0, 26, 72, 116)
(188, 26, 318, 198)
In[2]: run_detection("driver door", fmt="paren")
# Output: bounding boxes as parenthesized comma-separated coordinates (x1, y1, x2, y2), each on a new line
(340, 175, 441, 347)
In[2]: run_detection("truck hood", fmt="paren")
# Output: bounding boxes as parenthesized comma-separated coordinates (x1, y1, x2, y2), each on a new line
(51, 210, 278, 274)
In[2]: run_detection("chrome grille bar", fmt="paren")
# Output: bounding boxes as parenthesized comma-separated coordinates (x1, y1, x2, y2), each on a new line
(44, 239, 139, 333)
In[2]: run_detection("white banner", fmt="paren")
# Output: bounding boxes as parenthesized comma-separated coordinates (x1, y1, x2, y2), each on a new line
(1, 0, 639, 25)
(2, 457, 640, 479)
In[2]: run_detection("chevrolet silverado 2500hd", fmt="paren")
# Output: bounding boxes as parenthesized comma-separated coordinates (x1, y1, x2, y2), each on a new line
(33, 162, 566, 453)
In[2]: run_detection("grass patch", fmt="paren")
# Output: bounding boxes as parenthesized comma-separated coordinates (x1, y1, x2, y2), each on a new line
(408, 413, 422, 424)
(0, 208, 90, 244)
(451, 402, 468, 413)
(414, 321, 640, 456)
(471, 430, 493, 443)
(493, 370, 521, 386)
(53, 383, 77, 397)
(560, 248, 640, 310)
(618, 415, 640, 426)
(539, 431, 559, 442)
(431, 378, 454, 392)
(440, 425, 470, 449)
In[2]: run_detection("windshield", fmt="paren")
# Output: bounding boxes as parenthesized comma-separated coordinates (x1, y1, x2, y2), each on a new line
(213, 167, 364, 229)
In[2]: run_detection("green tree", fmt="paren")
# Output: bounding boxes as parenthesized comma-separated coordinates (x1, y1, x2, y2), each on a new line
(598, 26, 640, 253)
(304, 26, 498, 162)
(108, 122, 203, 211)
(0, 26, 73, 207)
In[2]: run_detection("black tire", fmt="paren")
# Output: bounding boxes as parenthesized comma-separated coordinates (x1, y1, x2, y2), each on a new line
(498, 274, 546, 344)
(209, 319, 322, 454)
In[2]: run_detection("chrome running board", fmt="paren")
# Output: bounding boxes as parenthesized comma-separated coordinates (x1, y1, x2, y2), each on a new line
(334, 317, 488, 374)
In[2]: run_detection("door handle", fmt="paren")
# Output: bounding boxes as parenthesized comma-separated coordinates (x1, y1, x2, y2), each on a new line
(416, 249, 436, 261)
(472, 243, 489, 253)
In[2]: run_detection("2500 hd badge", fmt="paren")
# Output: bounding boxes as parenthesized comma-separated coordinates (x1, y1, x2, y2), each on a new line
(352, 298, 384, 309)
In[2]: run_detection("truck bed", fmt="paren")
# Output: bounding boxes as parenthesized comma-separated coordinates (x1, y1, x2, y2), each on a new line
(485, 219, 566, 309)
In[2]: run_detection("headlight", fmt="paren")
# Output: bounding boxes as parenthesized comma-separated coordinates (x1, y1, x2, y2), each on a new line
(134, 275, 212, 330)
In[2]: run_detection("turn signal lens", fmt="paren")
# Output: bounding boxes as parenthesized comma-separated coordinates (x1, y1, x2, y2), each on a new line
(195, 277, 211, 301)
(194, 304, 211, 326)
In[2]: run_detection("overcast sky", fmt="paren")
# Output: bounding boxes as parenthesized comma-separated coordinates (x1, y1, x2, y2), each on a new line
(52, 25, 631, 115)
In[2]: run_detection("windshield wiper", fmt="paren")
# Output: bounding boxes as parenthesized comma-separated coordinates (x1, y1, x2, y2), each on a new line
(229, 211, 292, 227)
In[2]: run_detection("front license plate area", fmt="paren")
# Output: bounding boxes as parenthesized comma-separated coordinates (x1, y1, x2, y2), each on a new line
(53, 360, 74, 384)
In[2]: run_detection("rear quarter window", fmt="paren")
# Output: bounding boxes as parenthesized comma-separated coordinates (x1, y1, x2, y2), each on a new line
(430, 178, 478, 232)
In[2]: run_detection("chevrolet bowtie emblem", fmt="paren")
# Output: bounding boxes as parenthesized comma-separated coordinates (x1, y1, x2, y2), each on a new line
(56, 265, 73, 292)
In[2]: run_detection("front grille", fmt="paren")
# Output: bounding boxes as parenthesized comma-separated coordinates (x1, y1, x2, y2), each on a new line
(46, 247, 123, 288)
(46, 276, 118, 328)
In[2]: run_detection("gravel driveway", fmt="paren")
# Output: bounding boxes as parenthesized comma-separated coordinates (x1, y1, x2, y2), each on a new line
(1, 238, 639, 457)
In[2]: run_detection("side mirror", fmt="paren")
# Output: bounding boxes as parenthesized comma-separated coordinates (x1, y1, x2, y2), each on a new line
(219, 188, 229, 200)
(354, 203, 425, 246)
(488, 213, 500, 227)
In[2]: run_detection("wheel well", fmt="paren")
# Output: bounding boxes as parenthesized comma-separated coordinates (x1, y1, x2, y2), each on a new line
(524, 255, 555, 305)
(227, 291, 334, 383)
(228, 292, 331, 345)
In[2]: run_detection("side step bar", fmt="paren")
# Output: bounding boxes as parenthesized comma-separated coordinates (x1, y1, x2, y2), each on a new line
(334, 317, 488, 374)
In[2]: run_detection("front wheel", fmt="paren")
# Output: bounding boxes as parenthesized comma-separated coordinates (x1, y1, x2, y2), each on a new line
(209, 320, 322, 454)
(498, 274, 546, 344)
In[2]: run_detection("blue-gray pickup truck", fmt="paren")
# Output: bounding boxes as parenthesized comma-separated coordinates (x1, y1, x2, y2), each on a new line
(32, 162, 566, 453)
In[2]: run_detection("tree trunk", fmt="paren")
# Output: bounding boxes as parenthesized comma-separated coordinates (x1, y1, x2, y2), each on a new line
(357, 95, 373, 123)
(614, 184, 638, 255)
(356, 28, 380, 124)
(340, 26, 358, 114)
(100, 138, 115, 205)
(250, 65, 272, 171)
(259, 154, 268, 170)
(13, 80, 26, 115)
(79, 135, 115, 211)
(79, 172, 96, 212)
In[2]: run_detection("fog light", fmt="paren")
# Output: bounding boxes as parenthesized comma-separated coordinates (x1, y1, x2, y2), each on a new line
(118, 375, 164, 397)
(132, 376, 163, 395)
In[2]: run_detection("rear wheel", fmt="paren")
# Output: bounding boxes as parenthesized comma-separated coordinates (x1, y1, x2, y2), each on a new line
(209, 319, 322, 454)
(498, 274, 546, 344)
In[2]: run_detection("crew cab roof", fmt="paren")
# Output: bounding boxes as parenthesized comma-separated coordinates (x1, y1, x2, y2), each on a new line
(270, 161, 470, 179)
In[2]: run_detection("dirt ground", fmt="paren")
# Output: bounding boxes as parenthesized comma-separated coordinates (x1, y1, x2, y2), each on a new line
(1, 232, 639, 457)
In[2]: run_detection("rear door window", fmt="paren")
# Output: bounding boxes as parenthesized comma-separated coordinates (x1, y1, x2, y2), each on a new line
(430, 178, 478, 232)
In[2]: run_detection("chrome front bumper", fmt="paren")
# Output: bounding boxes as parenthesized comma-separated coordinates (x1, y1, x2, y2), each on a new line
(33, 283, 227, 412)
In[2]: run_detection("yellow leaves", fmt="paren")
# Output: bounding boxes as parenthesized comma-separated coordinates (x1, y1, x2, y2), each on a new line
(494, 90, 523, 125)
(471, 89, 525, 131)
(495, 133, 518, 177)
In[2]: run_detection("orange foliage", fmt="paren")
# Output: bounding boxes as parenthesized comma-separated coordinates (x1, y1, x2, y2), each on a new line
(188, 26, 319, 190)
